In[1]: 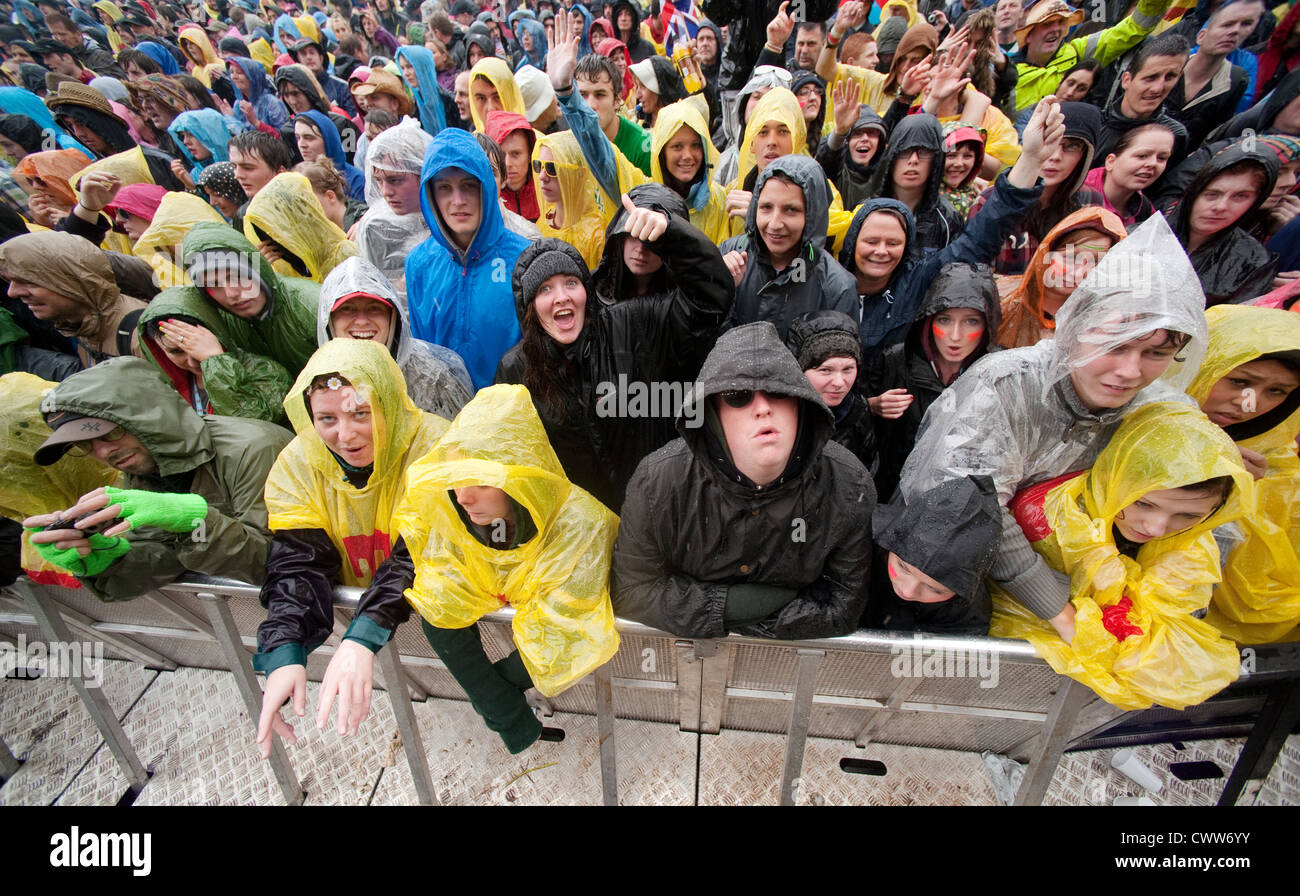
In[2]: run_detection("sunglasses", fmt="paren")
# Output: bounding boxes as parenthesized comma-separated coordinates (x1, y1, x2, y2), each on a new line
(531, 159, 558, 178)
(1061, 137, 1087, 155)
(65, 425, 127, 457)
(719, 390, 769, 409)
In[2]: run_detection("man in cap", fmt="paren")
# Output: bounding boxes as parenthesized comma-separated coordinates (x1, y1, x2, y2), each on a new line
(22, 357, 291, 600)
(350, 68, 416, 120)
(514, 64, 567, 134)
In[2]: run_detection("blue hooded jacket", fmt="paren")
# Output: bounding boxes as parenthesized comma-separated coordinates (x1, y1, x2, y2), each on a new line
(136, 41, 181, 76)
(296, 110, 365, 201)
(0, 87, 91, 157)
(405, 128, 528, 390)
(512, 15, 549, 70)
(395, 45, 447, 135)
(570, 3, 595, 59)
(228, 56, 290, 130)
(168, 109, 235, 181)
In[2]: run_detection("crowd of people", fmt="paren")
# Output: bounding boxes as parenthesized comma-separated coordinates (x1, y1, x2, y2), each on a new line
(0, 0, 1298, 757)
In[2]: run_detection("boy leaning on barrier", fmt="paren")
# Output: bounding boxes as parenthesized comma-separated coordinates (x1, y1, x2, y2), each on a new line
(20, 356, 291, 601)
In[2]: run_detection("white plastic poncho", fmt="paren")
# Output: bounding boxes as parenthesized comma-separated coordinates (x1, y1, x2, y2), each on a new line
(354, 117, 433, 302)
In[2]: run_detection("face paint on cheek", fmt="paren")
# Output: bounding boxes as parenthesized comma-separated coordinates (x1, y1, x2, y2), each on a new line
(932, 323, 950, 341)
(887, 559, 900, 580)
(966, 328, 983, 341)
(1240, 387, 1257, 414)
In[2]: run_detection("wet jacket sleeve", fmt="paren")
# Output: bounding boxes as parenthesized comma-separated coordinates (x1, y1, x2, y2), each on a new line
(343, 536, 415, 652)
(200, 349, 293, 423)
(631, 207, 735, 356)
(59, 208, 111, 246)
(558, 87, 645, 206)
(254, 527, 341, 673)
(925, 172, 1041, 277)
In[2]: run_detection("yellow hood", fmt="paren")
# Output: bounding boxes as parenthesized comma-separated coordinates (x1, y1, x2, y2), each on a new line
(243, 172, 358, 282)
(732, 87, 808, 192)
(468, 57, 528, 133)
(134, 191, 227, 289)
(534, 129, 612, 270)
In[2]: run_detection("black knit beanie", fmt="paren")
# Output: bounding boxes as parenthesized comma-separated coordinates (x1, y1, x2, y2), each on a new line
(517, 246, 589, 308)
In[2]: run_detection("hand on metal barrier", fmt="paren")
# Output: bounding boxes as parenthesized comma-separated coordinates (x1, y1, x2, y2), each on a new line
(317, 640, 375, 737)
(257, 664, 306, 759)
(27, 529, 131, 577)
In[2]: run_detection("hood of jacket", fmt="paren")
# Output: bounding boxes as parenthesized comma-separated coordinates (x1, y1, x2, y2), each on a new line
(179, 25, 221, 67)
(592, 181, 687, 302)
(1188, 303, 1300, 443)
(244, 171, 359, 282)
(679, 321, 833, 481)
(135, 41, 181, 75)
(884, 21, 937, 94)
(0, 231, 124, 341)
(532, 128, 613, 267)
(467, 56, 527, 132)
(167, 108, 233, 174)
(747, 153, 829, 260)
(867, 112, 947, 212)
(790, 70, 827, 148)
(274, 63, 332, 114)
(1220, 68, 1300, 140)
(228, 56, 269, 104)
(1053, 213, 1209, 398)
(723, 66, 793, 155)
(134, 191, 228, 289)
(513, 16, 548, 69)
(296, 109, 352, 174)
(39, 356, 214, 478)
(734, 87, 807, 190)
(998, 205, 1128, 347)
(137, 284, 237, 390)
(181, 220, 300, 340)
(282, 337, 424, 482)
(484, 108, 535, 153)
(318, 255, 417, 371)
(908, 262, 1002, 358)
(874, 474, 1001, 605)
(419, 126, 511, 265)
(395, 45, 449, 134)
(651, 98, 719, 214)
(838, 197, 916, 286)
(1170, 141, 1280, 246)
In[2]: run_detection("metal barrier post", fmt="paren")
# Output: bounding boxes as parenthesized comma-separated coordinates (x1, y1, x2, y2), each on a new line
(1013, 677, 1090, 806)
(0, 733, 21, 782)
(16, 581, 149, 795)
(594, 661, 618, 806)
(374, 641, 438, 806)
(1218, 677, 1300, 806)
(195, 591, 304, 805)
(779, 648, 824, 806)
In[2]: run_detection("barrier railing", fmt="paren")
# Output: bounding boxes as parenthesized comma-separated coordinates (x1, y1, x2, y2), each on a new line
(4, 574, 1298, 806)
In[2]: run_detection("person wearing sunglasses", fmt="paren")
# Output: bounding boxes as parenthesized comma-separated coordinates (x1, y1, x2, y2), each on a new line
(864, 112, 966, 257)
(611, 320, 875, 640)
(21, 356, 290, 601)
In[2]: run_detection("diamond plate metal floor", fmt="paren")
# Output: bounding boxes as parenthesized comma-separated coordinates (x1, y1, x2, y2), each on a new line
(2, 659, 1297, 805)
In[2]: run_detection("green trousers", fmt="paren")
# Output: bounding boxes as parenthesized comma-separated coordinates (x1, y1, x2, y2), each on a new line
(420, 619, 542, 754)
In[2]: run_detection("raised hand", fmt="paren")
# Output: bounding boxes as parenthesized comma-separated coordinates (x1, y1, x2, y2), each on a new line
(927, 40, 977, 103)
(900, 57, 934, 98)
(834, 0, 867, 37)
(767, 0, 795, 50)
(548, 6, 582, 92)
(832, 78, 861, 135)
(620, 193, 669, 241)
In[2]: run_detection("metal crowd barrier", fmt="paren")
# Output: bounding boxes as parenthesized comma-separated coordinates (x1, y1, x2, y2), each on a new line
(2, 574, 1298, 806)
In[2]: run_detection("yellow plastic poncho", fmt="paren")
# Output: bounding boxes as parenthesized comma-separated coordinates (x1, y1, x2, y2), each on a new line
(728, 87, 850, 246)
(650, 100, 731, 244)
(1190, 304, 1300, 644)
(393, 384, 620, 696)
(534, 129, 613, 270)
(92, 1, 125, 53)
(133, 191, 226, 289)
(264, 340, 449, 587)
(70, 148, 155, 255)
(467, 57, 528, 133)
(874, 0, 920, 36)
(243, 172, 359, 283)
(0, 373, 118, 586)
(178, 26, 221, 86)
(249, 37, 276, 73)
(991, 402, 1252, 711)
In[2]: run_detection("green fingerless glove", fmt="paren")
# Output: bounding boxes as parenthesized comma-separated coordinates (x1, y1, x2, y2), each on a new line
(30, 532, 132, 577)
(104, 487, 208, 534)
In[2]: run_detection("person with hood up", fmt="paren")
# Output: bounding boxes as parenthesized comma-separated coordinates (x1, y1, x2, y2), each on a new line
(292, 109, 365, 200)
(0, 230, 147, 370)
(862, 262, 1002, 502)
(791, 70, 828, 157)
(865, 112, 966, 256)
(1187, 304, 1300, 645)
(137, 285, 294, 424)
(353, 117, 431, 302)
(815, 2, 929, 117)
(287, 35, 357, 117)
(309, 384, 620, 753)
(243, 171, 360, 283)
(996, 206, 1128, 350)
(611, 320, 876, 639)
(1211, 68, 1300, 144)
(395, 44, 450, 135)
(785, 309, 877, 477)
(227, 55, 290, 131)
(178, 24, 224, 87)
(45, 81, 182, 190)
(406, 127, 528, 391)
(863, 475, 1002, 635)
(319, 257, 471, 418)
(13, 147, 91, 229)
(512, 13, 548, 71)
(940, 122, 986, 218)
(484, 108, 539, 223)
(252, 339, 449, 758)
(627, 54, 687, 130)
(166, 106, 237, 189)
(464, 55, 528, 134)
(182, 220, 320, 373)
(274, 64, 361, 163)
(496, 193, 732, 511)
(815, 93, 890, 212)
(719, 153, 857, 339)
(22, 356, 291, 601)
(531, 127, 616, 270)
(899, 214, 1210, 644)
(967, 100, 1105, 277)
(597, 35, 637, 104)
(131, 190, 228, 289)
(713, 64, 791, 184)
(990, 402, 1249, 711)
(609, 0, 649, 62)
(842, 98, 1066, 354)
(1160, 140, 1280, 306)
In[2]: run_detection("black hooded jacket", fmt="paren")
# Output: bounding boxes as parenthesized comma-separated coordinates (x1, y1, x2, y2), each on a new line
(611, 0, 655, 62)
(791, 70, 827, 157)
(863, 474, 1001, 636)
(861, 263, 1002, 503)
(274, 65, 361, 164)
(1094, 94, 1189, 173)
(814, 103, 900, 212)
(611, 321, 876, 640)
(1207, 68, 1300, 143)
(785, 310, 878, 477)
(1160, 142, 1279, 306)
(864, 113, 965, 256)
(496, 197, 733, 511)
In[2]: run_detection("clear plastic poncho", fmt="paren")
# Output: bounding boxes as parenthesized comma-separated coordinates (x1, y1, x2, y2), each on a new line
(133, 191, 227, 289)
(264, 339, 450, 587)
(243, 172, 359, 283)
(991, 402, 1252, 711)
(393, 384, 620, 696)
(355, 117, 432, 300)
(1190, 304, 1300, 643)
